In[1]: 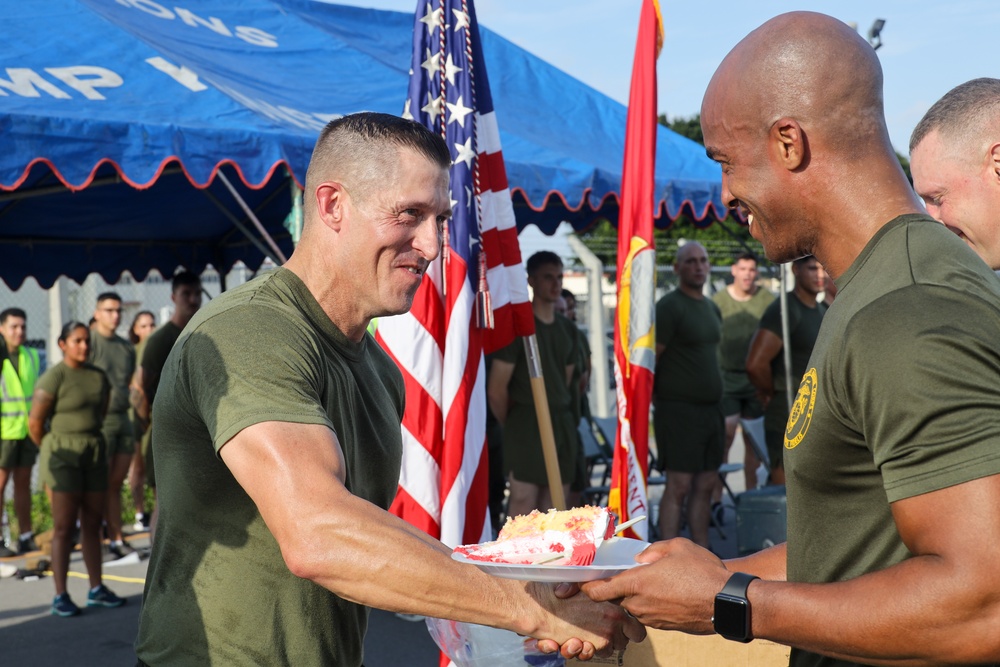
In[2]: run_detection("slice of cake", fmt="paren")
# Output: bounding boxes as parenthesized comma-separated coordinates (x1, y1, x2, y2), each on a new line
(454, 506, 615, 566)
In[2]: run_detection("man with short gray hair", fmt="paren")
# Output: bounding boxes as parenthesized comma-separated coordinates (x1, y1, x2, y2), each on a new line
(910, 77, 1000, 269)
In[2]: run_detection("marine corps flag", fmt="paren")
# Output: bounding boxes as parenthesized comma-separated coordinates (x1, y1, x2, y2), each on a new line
(608, 0, 662, 541)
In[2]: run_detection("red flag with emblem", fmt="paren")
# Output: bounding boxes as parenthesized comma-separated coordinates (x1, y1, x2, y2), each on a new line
(608, 0, 662, 541)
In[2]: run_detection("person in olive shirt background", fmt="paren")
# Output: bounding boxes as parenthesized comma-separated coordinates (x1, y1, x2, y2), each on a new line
(653, 241, 724, 548)
(132, 270, 202, 541)
(488, 251, 579, 518)
(711, 252, 774, 497)
(746, 256, 827, 484)
(557, 288, 592, 509)
(28, 321, 126, 617)
(126, 310, 155, 531)
(88, 292, 136, 558)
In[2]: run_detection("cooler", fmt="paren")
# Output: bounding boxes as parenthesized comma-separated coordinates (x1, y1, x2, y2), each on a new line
(736, 485, 787, 556)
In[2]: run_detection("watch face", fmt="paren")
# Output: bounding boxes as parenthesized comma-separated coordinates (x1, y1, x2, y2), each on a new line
(714, 595, 750, 638)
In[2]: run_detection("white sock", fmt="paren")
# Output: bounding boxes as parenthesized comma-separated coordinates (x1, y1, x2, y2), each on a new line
(19, 531, 33, 540)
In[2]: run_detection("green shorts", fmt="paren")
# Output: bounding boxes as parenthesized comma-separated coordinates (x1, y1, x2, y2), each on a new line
(103, 412, 135, 457)
(720, 392, 765, 420)
(40, 432, 108, 494)
(653, 399, 724, 474)
(502, 404, 577, 487)
(765, 429, 785, 471)
(0, 437, 39, 469)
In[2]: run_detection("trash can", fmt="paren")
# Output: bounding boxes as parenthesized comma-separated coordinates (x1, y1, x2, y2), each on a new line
(736, 485, 787, 556)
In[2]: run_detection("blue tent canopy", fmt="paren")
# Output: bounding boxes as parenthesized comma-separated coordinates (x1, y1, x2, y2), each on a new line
(0, 0, 727, 289)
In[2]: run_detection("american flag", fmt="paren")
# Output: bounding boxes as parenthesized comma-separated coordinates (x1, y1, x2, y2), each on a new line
(376, 0, 534, 550)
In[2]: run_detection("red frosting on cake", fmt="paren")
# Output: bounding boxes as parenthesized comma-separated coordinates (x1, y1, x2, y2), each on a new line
(454, 506, 614, 566)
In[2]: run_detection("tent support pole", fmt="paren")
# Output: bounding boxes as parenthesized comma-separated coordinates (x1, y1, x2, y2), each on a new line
(216, 172, 288, 264)
(199, 189, 282, 264)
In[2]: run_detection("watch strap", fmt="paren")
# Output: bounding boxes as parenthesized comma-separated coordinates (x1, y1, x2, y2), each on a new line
(720, 571, 759, 598)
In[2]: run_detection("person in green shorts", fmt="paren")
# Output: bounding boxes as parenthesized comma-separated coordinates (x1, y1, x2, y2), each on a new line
(0, 307, 42, 556)
(134, 113, 639, 667)
(558, 289, 592, 508)
(746, 256, 827, 484)
(88, 292, 136, 558)
(488, 251, 579, 518)
(711, 252, 774, 498)
(28, 321, 126, 617)
(126, 310, 155, 531)
(132, 270, 202, 541)
(652, 242, 724, 549)
(582, 12, 1000, 666)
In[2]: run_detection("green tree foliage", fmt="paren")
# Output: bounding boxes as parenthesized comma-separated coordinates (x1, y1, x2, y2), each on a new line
(574, 113, 761, 270)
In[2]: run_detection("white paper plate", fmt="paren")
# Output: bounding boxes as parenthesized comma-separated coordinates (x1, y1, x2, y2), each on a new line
(451, 537, 649, 582)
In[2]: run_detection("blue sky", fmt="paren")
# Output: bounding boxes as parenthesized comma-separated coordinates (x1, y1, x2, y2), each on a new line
(328, 0, 999, 155)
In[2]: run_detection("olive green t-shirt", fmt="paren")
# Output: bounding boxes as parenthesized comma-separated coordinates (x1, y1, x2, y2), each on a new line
(140, 321, 183, 407)
(88, 330, 135, 414)
(758, 292, 826, 431)
(712, 287, 774, 396)
(494, 313, 579, 485)
(653, 290, 723, 405)
(35, 362, 109, 437)
(135, 268, 405, 667)
(785, 215, 1000, 667)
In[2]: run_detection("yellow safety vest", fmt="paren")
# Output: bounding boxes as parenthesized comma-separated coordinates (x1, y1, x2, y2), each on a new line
(1, 346, 41, 440)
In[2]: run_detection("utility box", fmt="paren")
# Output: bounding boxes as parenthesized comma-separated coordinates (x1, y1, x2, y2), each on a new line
(736, 485, 787, 556)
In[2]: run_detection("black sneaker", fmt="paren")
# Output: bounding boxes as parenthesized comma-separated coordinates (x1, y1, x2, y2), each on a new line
(17, 536, 39, 555)
(52, 593, 81, 617)
(87, 584, 126, 608)
(0, 543, 15, 558)
(107, 542, 135, 560)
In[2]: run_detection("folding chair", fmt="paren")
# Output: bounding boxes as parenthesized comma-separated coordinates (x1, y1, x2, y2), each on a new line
(578, 416, 614, 506)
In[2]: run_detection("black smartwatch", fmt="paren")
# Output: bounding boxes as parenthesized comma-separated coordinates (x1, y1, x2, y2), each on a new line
(713, 572, 760, 643)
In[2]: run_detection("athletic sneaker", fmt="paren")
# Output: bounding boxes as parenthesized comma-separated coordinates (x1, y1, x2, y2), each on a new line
(107, 541, 134, 559)
(17, 535, 39, 555)
(52, 593, 81, 617)
(87, 584, 126, 608)
(0, 543, 15, 558)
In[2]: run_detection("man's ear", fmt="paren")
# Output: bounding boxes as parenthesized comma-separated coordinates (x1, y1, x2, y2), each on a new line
(771, 117, 805, 170)
(989, 141, 1000, 181)
(315, 182, 347, 232)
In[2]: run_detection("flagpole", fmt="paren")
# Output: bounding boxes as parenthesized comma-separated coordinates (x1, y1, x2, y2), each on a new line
(522, 336, 566, 510)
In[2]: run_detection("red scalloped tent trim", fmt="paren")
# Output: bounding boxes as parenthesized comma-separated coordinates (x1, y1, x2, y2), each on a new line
(2, 158, 741, 229)
(0, 156, 298, 193)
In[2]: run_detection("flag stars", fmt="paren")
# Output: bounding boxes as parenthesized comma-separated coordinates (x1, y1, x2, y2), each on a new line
(446, 94, 473, 127)
(451, 8, 470, 32)
(443, 53, 463, 85)
(422, 91, 443, 125)
(453, 137, 476, 169)
(419, 2, 443, 31)
(421, 47, 440, 76)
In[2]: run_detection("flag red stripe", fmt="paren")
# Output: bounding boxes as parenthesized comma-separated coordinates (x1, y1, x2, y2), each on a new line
(477, 150, 508, 193)
(463, 440, 491, 544)
(439, 313, 483, 504)
(389, 486, 439, 536)
(410, 275, 447, 352)
(378, 336, 444, 460)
